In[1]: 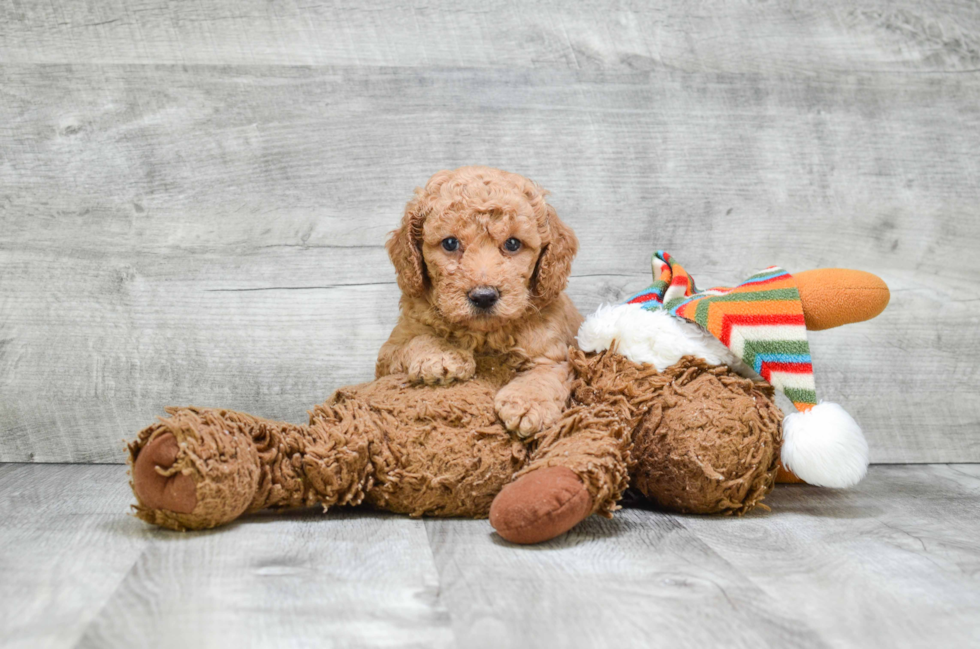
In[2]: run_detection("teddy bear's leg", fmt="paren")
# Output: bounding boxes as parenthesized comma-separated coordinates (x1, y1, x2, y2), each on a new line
(631, 359, 784, 514)
(489, 349, 679, 544)
(130, 406, 373, 530)
(488, 466, 591, 544)
(489, 400, 634, 544)
(130, 407, 266, 530)
(312, 374, 528, 519)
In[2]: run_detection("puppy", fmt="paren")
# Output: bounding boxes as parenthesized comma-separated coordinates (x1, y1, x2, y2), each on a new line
(378, 166, 582, 437)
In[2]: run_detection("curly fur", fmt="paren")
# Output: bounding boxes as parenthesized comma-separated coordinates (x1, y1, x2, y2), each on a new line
(379, 166, 582, 438)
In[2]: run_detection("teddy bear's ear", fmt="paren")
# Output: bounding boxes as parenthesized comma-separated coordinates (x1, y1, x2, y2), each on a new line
(531, 204, 578, 307)
(386, 191, 430, 298)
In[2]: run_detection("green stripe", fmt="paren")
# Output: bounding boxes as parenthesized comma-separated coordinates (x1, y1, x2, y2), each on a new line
(694, 288, 800, 303)
(741, 340, 811, 368)
(783, 388, 817, 405)
(694, 299, 710, 328)
(663, 297, 690, 311)
(687, 288, 802, 328)
(746, 269, 781, 281)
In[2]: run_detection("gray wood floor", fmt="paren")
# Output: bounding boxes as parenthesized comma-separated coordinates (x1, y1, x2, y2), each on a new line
(1, 464, 978, 648)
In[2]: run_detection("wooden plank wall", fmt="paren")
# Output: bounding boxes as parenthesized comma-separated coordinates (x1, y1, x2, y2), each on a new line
(1, 1, 978, 463)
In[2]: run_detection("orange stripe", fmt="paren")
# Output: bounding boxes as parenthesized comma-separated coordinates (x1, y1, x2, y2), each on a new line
(674, 300, 698, 319)
(673, 276, 797, 317)
(705, 300, 803, 335)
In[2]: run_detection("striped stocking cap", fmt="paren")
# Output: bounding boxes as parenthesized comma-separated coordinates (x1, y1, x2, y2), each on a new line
(578, 250, 870, 488)
(625, 251, 817, 412)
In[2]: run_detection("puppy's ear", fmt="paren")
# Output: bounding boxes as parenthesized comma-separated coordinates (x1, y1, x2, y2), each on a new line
(386, 192, 430, 298)
(531, 204, 578, 306)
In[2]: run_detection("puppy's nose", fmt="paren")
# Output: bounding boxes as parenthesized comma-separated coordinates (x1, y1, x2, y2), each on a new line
(467, 286, 500, 310)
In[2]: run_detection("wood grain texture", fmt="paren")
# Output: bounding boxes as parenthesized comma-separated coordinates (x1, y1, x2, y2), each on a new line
(678, 464, 980, 648)
(2, 0, 979, 72)
(0, 464, 454, 649)
(1, 2, 979, 462)
(2, 463, 979, 648)
(77, 512, 454, 649)
(426, 503, 826, 648)
(427, 464, 980, 647)
(0, 464, 150, 649)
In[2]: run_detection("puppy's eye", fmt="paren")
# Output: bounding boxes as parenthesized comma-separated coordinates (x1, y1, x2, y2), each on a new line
(503, 238, 522, 253)
(441, 237, 460, 252)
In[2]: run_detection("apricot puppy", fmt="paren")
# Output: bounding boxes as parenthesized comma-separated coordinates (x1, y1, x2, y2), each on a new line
(378, 166, 582, 438)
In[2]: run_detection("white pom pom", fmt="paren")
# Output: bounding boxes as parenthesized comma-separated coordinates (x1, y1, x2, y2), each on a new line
(781, 403, 869, 488)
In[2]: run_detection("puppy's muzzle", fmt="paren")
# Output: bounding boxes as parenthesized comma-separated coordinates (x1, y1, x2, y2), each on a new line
(467, 286, 500, 311)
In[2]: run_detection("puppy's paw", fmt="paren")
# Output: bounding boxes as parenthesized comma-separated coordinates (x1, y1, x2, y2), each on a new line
(495, 385, 564, 438)
(407, 349, 476, 386)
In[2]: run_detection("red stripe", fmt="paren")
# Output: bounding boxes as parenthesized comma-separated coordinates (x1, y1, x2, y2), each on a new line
(759, 361, 813, 382)
(669, 275, 689, 288)
(628, 293, 661, 305)
(674, 300, 697, 319)
(718, 312, 806, 346)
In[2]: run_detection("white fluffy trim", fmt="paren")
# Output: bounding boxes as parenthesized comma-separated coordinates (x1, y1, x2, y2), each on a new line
(577, 303, 747, 372)
(781, 403, 869, 488)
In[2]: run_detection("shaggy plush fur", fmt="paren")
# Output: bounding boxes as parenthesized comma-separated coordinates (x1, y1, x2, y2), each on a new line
(129, 349, 784, 530)
(631, 359, 783, 514)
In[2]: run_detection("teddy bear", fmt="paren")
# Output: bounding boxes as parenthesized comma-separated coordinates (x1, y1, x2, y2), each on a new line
(129, 262, 887, 544)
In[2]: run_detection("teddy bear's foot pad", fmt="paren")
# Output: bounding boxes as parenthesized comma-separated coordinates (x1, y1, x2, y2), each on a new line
(489, 467, 592, 544)
(132, 433, 197, 514)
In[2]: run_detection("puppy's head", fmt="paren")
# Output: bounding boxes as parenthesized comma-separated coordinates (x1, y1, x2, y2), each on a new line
(387, 166, 577, 330)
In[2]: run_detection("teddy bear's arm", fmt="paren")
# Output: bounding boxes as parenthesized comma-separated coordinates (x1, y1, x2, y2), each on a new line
(489, 349, 646, 544)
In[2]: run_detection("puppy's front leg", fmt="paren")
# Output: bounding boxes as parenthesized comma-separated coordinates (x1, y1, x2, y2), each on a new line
(377, 331, 476, 386)
(495, 360, 572, 438)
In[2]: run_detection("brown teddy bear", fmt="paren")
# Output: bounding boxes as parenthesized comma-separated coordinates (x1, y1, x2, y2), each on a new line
(128, 169, 889, 544)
